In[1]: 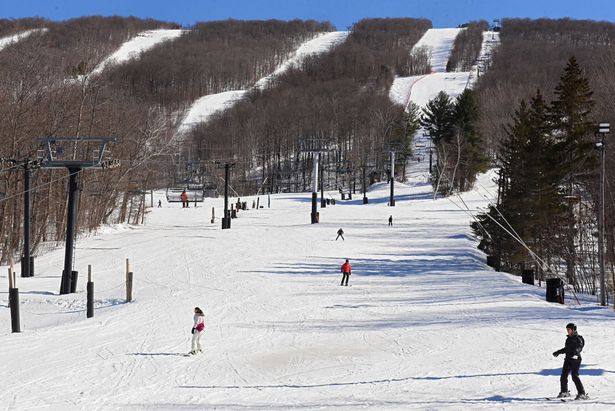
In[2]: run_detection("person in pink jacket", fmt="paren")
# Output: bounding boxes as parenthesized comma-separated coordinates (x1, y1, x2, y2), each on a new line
(190, 307, 205, 355)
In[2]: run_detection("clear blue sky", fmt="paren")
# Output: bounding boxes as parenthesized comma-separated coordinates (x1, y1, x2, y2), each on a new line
(2, 0, 615, 30)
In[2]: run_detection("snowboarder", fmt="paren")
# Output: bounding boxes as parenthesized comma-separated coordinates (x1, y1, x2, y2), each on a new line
(553, 323, 587, 400)
(340, 259, 351, 286)
(180, 190, 189, 208)
(336, 228, 344, 241)
(388, 215, 393, 226)
(190, 307, 205, 355)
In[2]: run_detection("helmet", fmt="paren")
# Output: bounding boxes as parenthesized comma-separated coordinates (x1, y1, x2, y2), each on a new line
(566, 323, 577, 331)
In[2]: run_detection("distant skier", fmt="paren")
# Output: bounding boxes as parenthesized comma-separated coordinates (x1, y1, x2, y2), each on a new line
(336, 228, 344, 241)
(388, 215, 393, 226)
(157, 199, 162, 208)
(552, 323, 587, 400)
(340, 259, 351, 286)
(180, 190, 189, 208)
(190, 307, 205, 355)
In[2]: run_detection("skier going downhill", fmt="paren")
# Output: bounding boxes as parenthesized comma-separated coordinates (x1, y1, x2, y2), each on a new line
(340, 259, 351, 286)
(552, 323, 588, 400)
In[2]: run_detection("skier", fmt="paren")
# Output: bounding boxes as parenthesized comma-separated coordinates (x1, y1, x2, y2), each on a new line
(388, 215, 393, 226)
(336, 228, 345, 241)
(190, 307, 205, 355)
(552, 323, 588, 400)
(157, 199, 162, 208)
(340, 259, 351, 286)
(180, 190, 188, 208)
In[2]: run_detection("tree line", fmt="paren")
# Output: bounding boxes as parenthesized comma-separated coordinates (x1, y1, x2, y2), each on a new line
(186, 18, 431, 195)
(0, 17, 319, 264)
(472, 18, 615, 294)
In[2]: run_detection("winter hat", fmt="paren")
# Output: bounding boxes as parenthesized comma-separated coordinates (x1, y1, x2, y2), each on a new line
(566, 323, 577, 331)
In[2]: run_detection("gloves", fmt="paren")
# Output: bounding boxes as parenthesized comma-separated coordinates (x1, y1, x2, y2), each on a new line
(553, 351, 559, 357)
(191, 327, 195, 334)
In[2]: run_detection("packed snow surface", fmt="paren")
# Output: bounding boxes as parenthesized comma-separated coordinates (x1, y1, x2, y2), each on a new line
(413, 28, 463, 73)
(91, 29, 185, 76)
(0, 29, 46, 51)
(1, 170, 614, 410)
(178, 31, 349, 134)
(255, 31, 350, 89)
(177, 90, 247, 134)
(389, 30, 499, 110)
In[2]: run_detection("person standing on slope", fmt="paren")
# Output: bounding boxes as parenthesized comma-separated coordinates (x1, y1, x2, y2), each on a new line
(180, 190, 189, 208)
(340, 259, 351, 286)
(336, 228, 345, 241)
(190, 307, 205, 355)
(388, 215, 393, 226)
(553, 323, 588, 400)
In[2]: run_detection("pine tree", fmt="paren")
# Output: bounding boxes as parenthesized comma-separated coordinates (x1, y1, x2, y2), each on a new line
(420, 91, 455, 146)
(549, 56, 596, 284)
(451, 89, 488, 191)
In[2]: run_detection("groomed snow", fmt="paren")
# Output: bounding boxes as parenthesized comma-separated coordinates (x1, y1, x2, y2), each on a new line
(90, 29, 185, 76)
(177, 90, 247, 134)
(1, 169, 614, 410)
(0, 29, 46, 51)
(177, 31, 349, 134)
(413, 28, 463, 73)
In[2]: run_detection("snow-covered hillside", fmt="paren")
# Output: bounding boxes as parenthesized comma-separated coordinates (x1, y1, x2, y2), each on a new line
(390, 29, 499, 109)
(90, 29, 185, 76)
(0, 29, 46, 51)
(390, 28, 500, 184)
(177, 31, 349, 134)
(1, 171, 614, 410)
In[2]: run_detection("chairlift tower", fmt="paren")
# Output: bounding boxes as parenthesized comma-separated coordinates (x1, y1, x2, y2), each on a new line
(384, 143, 402, 206)
(215, 161, 235, 229)
(39, 137, 118, 294)
(299, 139, 334, 224)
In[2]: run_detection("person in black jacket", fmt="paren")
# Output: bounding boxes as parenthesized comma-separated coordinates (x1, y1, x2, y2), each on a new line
(553, 323, 587, 400)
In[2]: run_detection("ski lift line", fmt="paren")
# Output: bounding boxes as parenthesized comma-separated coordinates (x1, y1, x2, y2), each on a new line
(476, 204, 582, 306)
(0, 168, 80, 205)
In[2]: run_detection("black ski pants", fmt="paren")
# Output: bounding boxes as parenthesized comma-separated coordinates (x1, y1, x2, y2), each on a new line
(341, 272, 350, 286)
(561, 358, 585, 394)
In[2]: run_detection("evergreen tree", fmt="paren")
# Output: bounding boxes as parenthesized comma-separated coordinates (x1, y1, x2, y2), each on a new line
(420, 91, 455, 145)
(451, 89, 489, 191)
(549, 56, 596, 283)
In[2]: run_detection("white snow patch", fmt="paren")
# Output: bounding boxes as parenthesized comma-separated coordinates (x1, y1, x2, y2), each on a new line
(413, 28, 463, 73)
(177, 90, 247, 134)
(255, 31, 350, 89)
(177, 31, 349, 135)
(90, 29, 185, 76)
(0, 29, 46, 51)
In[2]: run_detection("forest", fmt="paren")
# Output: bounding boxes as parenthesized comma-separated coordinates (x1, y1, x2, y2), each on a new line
(473, 18, 615, 294)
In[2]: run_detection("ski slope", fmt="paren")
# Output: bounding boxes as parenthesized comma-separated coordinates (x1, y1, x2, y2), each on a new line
(1, 171, 614, 410)
(177, 31, 349, 134)
(0, 29, 46, 51)
(389, 29, 500, 184)
(90, 29, 186, 76)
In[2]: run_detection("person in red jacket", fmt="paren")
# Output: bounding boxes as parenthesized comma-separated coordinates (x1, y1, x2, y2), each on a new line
(180, 190, 188, 208)
(340, 259, 351, 286)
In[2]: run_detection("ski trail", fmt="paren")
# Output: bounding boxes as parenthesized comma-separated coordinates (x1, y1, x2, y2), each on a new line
(177, 31, 349, 135)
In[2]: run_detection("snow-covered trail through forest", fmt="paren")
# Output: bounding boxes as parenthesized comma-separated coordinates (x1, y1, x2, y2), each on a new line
(1, 171, 615, 410)
(177, 31, 349, 134)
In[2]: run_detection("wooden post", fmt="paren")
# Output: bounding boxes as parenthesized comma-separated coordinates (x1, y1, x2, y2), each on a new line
(87, 265, 94, 318)
(126, 258, 133, 303)
(211, 207, 215, 224)
(256, 197, 260, 209)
